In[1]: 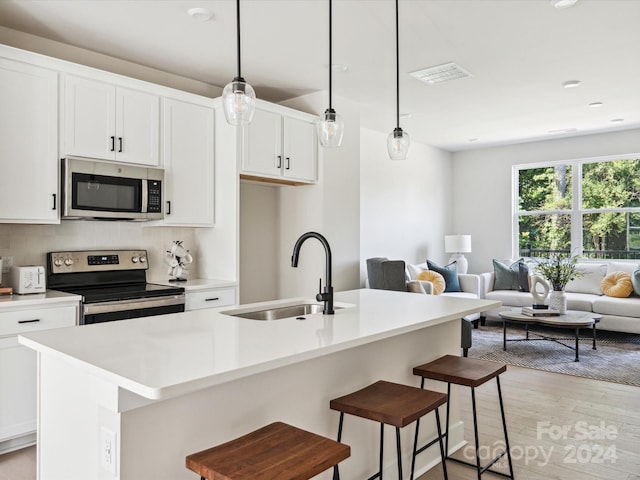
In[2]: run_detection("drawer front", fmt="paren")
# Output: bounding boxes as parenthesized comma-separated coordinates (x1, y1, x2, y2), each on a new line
(186, 288, 237, 311)
(0, 306, 77, 338)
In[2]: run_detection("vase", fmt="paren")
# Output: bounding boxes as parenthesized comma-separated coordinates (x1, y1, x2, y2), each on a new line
(549, 290, 567, 314)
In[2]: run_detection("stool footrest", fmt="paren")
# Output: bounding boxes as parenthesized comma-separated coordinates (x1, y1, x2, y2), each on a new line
(446, 450, 512, 479)
(415, 435, 442, 456)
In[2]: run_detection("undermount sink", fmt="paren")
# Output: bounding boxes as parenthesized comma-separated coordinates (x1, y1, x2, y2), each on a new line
(222, 302, 343, 321)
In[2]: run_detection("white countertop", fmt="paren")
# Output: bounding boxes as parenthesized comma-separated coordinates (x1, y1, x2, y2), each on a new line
(148, 277, 237, 292)
(19, 289, 499, 401)
(0, 289, 81, 310)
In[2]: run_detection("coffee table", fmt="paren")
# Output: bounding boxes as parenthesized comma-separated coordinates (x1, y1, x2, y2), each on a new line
(498, 310, 602, 362)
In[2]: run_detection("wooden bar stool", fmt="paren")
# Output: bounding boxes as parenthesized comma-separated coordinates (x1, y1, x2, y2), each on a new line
(329, 380, 448, 480)
(413, 355, 515, 480)
(185, 421, 350, 480)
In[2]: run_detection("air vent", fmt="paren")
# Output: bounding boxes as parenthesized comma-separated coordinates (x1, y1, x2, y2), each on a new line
(409, 62, 473, 85)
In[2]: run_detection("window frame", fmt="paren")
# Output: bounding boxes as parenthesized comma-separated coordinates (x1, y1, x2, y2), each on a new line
(513, 153, 640, 259)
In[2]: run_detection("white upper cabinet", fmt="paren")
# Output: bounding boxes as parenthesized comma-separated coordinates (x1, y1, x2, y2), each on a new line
(63, 75, 159, 166)
(241, 106, 317, 185)
(162, 98, 215, 227)
(0, 58, 59, 223)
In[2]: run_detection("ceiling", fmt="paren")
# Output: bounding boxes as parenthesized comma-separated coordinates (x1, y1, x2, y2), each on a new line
(0, 0, 639, 152)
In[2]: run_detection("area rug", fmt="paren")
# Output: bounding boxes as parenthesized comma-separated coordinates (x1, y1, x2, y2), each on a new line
(468, 322, 640, 387)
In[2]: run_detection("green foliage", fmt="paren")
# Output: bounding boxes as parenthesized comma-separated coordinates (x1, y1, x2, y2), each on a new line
(534, 254, 582, 291)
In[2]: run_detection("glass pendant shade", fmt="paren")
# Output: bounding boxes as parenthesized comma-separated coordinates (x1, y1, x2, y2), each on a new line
(222, 77, 256, 126)
(387, 127, 410, 161)
(317, 108, 344, 147)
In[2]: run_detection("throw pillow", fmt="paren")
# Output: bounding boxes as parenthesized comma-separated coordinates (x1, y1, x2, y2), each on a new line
(406, 262, 428, 280)
(632, 266, 640, 296)
(417, 270, 446, 295)
(565, 263, 607, 295)
(601, 271, 633, 298)
(426, 260, 461, 293)
(518, 262, 530, 292)
(492, 259, 523, 291)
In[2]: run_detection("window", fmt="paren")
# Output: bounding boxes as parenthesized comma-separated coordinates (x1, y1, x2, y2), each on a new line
(515, 156, 640, 260)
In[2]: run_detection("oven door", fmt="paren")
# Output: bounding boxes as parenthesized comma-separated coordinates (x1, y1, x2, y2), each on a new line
(81, 294, 185, 324)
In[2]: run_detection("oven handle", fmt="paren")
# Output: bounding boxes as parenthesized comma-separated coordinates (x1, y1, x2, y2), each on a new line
(82, 294, 185, 315)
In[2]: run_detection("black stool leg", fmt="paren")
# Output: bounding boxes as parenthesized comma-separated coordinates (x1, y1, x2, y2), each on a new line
(444, 383, 452, 457)
(435, 408, 448, 480)
(378, 423, 384, 480)
(410, 416, 421, 480)
(395, 427, 403, 480)
(333, 413, 344, 480)
(497, 376, 515, 479)
(470, 386, 482, 480)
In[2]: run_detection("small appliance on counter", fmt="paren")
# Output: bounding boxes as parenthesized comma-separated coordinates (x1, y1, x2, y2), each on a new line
(11, 265, 46, 294)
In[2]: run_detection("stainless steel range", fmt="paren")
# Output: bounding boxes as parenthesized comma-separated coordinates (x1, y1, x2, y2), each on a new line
(47, 249, 185, 324)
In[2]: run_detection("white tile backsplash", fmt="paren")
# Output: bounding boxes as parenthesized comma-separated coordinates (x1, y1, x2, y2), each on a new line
(0, 222, 197, 281)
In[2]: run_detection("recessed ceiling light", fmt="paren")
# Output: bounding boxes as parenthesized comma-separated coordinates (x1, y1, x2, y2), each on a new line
(550, 0, 579, 9)
(400, 113, 411, 119)
(187, 7, 214, 22)
(331, 64, 348, 73)
(468, 138, 479, 143)
(588, 102, 603, 108)
(611, 118, 625, 123)
(562, 80, 581, 89)
(410, 62, 473, 85)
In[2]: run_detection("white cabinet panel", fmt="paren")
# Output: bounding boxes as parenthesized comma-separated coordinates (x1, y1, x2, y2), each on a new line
(0, 58, 58, 223)
(185, 287, 237, 311)
(63, 75, 159, 165)
(241, 106, 317, 184)
(162, 98, 214, 226)
(0, 304, 77, 444)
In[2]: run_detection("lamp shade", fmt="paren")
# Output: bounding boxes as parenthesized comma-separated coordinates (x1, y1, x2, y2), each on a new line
(445, 235, 472, 253)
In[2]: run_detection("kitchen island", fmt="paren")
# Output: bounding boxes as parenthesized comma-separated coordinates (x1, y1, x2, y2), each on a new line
(19, 288, 499, 480)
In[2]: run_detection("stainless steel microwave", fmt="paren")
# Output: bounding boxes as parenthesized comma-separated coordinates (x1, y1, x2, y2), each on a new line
(61, 157, 164, 221)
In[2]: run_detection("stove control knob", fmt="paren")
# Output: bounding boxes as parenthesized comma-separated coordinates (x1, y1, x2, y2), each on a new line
(53, 258, 63, 267)
(139, 255, 147, 263)
(64, 258, 74, 266)
(131, 256, 139, 263)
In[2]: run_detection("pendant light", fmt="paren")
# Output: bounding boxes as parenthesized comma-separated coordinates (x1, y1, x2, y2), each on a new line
(387, 0, 410, 160)
(222, 0, 256, 125)
(316, 0, 344, 147)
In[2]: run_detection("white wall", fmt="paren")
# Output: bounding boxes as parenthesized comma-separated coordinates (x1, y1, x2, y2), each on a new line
(452, 128, 640, 274)
(359, 128, 453, 283)
(239, 183, 279, 304)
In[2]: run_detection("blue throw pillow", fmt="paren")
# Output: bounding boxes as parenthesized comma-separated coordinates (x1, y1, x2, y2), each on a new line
(493, 259, 523, 291)
(426, 260, 461, 293)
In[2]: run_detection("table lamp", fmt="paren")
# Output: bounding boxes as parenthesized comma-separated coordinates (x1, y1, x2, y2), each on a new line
(445, 234, 472, 274)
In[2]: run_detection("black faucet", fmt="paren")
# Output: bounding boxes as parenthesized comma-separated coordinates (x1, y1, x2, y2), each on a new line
(291, 232, 334, 315)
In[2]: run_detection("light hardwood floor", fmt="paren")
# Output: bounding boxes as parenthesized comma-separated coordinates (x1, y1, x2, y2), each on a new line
(0, 366, 638, 480)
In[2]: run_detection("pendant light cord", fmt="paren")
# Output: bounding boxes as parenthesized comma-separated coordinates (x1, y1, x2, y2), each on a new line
(395, 0, 400, 129)
(236, 0, 242, 78)
(329, 0, 333, 110)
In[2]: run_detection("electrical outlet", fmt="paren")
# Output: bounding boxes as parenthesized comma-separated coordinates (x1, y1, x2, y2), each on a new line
(1, 256, 12, 274)
(101, 427, 117, 475)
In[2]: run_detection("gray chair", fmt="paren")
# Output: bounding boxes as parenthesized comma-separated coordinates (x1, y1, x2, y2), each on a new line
(366, 257, 473, 356)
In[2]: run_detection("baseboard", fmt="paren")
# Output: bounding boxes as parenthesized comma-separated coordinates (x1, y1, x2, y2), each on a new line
(0, 432, 36, 455)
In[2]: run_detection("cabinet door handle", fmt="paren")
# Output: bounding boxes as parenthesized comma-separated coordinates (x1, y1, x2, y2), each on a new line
(205, 297, 220, 302)
(18, 319, 41, 324)
(276, 155, 282, 169)
(52, 193, 57, 210)
(110, 136, 115, 152)
(166, 201, 171, 215)
(285, 157, 290, 170)
(118, 137, 123, 153)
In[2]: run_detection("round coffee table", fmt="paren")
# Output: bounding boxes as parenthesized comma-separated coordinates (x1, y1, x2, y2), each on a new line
(498, 310, 602, 362)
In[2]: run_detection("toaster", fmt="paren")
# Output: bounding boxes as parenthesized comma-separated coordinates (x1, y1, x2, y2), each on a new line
(11, 266, 46, 294)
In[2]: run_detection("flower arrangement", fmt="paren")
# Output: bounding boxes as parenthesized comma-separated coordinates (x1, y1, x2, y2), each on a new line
(534, 254, 582, 291)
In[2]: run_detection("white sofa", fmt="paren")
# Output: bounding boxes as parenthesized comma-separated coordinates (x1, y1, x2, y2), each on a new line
(479, 260, 640, 334)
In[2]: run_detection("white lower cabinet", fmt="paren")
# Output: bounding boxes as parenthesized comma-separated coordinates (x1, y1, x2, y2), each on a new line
(185, 287, 237, 311)
(0, 304, 77, 452)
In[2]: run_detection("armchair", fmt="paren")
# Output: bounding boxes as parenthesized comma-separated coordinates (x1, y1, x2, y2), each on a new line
(366, 257, 472, 356)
